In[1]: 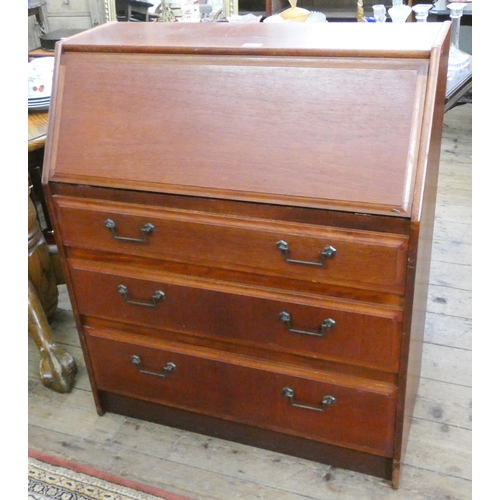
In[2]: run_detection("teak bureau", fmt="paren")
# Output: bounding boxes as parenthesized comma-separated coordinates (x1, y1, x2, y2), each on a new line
(43, 21, 451, 488)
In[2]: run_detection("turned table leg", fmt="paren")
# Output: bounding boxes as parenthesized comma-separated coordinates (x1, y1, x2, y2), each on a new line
(28, 188, 77, 393)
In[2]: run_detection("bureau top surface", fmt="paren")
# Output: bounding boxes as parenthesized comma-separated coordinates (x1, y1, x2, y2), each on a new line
(45, 22, 450, 218)
(60, 21, 447, 57)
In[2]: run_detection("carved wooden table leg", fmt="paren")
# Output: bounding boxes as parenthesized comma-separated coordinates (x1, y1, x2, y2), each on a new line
(28, 189, 77, 393)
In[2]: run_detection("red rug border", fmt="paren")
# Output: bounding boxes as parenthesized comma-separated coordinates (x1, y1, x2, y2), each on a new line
(28, 448, 191, 500)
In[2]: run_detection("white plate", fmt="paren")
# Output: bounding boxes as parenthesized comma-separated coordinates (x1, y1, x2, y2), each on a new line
(28, 58, 54, 99)
(28, 77, 52, 98)
(28, 97, 51, 103)
(28, 101, 50, 107)
(28, 102, 50, 108)
(29, 56, 54, 67)
(28, 103, 50, 112)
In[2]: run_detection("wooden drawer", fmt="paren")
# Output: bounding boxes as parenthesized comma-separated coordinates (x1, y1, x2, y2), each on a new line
(54, 196, 408, 294)
(85, 327, 397, 456)
(69, 261, 403, 372)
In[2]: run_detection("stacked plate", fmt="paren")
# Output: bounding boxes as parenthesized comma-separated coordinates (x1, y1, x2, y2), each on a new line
(28, 57, 54, 112)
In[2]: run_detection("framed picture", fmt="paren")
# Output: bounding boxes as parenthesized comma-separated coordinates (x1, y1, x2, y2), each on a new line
(103, 0, 237, 22)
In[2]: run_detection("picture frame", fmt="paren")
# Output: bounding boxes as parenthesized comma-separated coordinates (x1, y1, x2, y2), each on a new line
(102, 0, 237, 23)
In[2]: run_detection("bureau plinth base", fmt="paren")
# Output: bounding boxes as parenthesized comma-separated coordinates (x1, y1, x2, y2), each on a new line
(99, 391, 395, 485)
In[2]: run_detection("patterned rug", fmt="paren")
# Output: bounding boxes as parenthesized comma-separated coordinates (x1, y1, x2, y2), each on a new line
(28, 450, 190, 500)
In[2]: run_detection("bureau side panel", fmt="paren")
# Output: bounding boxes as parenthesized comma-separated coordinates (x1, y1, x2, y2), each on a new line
(391, 34, 450, 487)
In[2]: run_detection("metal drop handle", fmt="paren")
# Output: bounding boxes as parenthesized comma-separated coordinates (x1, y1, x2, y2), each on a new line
(279, 311, 335, 337)
(117, 284, 165, 307)
(105, 218, 155, 242)
(276, 240, 336, 267)
(131, 355, 176, 378)
(282, 387, 336, 412)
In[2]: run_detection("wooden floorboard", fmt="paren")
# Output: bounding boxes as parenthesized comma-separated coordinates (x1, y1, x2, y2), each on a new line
(28, 103, 472, 499)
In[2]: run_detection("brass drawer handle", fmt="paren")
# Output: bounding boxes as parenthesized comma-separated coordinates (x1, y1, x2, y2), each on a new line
(282, 387, 336, 412)
(279, 311, 335, 337)
(117, 284, 165, 308)
(105, 218, 155, 243)
(131, 355, 176, 378)
(276, 240, 336, 267)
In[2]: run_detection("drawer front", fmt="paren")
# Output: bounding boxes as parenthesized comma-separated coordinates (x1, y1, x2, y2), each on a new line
(85, 328, 397, 456)
(70, 262, 402, 372)
(54, 196, 408, 294)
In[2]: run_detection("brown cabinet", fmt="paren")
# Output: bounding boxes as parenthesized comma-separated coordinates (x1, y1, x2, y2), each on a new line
(43, 22, 451, 488)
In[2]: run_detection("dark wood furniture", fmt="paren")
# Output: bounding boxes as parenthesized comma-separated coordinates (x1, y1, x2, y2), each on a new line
(29, 111, 77, 393)
(28, 189, 77, 393)
(43, 21, 450, 487)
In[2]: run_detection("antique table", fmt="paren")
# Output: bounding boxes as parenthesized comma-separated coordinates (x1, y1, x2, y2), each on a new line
(28, 110, 77, 393)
